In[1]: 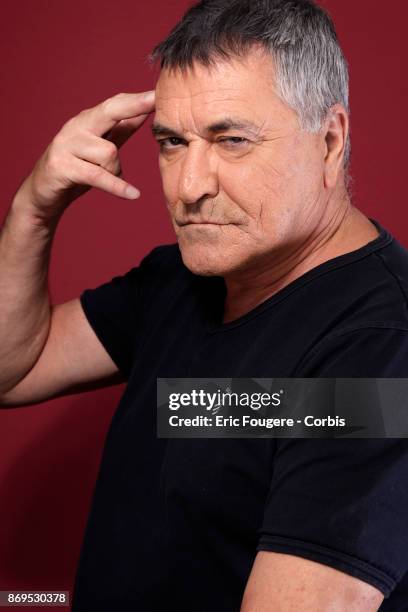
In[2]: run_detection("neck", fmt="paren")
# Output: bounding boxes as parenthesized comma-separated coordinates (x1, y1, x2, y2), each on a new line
(222, 199, 380, 324)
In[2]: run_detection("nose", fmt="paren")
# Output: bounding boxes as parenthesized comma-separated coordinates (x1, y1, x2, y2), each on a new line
(178, 142, 219, 205)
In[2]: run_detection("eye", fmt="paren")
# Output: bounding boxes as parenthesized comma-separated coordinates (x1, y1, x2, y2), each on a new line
(218, 136, 249, 147)
(157, 137, 185, 149)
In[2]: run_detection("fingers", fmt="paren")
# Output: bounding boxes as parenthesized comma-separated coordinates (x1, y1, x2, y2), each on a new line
(68, 157, 140, 200)
(79, 90, 155, 137)
(69, 132, 122, 174)
(43, 90, 156, 205)
(104, 112, 151, 149)
(24, 91, 154, 213)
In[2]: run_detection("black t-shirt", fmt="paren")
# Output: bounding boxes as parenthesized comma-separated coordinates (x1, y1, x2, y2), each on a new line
(71, 219, 408, 611)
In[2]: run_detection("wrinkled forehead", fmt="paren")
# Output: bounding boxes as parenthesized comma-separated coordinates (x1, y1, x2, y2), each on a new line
(154, 50, 289, 132)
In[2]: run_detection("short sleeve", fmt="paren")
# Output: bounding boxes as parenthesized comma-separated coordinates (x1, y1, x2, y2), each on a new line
(79, 245, 169, 379)
(257, 326, 408, 598)
(257, 437, 408, 597)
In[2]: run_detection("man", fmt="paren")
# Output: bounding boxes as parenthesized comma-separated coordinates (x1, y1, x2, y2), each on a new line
(1, 0, 408, 609)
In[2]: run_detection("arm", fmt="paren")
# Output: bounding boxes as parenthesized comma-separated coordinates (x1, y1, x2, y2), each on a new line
(0, 187, 57, 395)
(240, 551, 384, 611)
(0, 297, 126, 407)
(241, 329, 408, 610)
(0, 90, 155, 405)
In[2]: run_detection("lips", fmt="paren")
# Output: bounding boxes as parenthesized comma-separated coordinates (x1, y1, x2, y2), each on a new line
(179, 221, 228, 226)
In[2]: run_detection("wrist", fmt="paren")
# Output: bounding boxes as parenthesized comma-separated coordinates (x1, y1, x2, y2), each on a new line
(10, 179, 63, 232)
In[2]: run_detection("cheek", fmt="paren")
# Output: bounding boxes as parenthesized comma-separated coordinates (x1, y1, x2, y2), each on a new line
(159, 158, 180, 205)
(219, 161, 260, 212)
(218, 155, 286, 223)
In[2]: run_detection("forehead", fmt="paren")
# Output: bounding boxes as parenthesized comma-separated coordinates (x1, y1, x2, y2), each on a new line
(154, 47, 294, 131)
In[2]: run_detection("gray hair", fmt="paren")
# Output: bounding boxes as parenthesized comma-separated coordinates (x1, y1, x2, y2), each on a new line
(151, 0, 352, 194)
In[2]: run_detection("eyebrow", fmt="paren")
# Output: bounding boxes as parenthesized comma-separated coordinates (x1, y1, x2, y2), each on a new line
(207, 119, 260, 137)
(151, 123, 184, 139)
(151, 118, 261, 139)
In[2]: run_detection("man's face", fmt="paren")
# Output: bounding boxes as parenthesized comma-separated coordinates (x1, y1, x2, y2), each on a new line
(153, 45, 327, 277)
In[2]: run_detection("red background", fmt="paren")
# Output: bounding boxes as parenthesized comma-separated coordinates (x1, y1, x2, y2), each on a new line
(0, 1, 407, 609)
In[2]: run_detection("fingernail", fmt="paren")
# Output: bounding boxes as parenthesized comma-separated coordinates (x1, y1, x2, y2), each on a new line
(125, 185, 140, 199)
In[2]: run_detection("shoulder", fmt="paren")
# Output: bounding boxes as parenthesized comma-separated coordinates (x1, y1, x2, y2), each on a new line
(132, 241, 205, 315)
(295, 229, 408, 376)
(134, 242, 192, 290)
(318, 236, 408, 330)
(139, 242, 183, 271)
(296, 325, 408, 376)
(80, 242, 190, 323)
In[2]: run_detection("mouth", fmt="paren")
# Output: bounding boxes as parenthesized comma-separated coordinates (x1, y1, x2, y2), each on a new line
(178, 221, 230, 227)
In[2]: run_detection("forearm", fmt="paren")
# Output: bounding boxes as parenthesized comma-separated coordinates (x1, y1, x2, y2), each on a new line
(0, 181, 60, 394)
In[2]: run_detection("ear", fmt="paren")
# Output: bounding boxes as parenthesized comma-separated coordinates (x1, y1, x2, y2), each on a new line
(322, 103, 349, 190)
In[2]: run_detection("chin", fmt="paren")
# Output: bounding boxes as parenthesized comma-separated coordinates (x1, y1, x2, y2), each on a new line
(178, 240, 232, 276)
